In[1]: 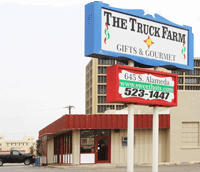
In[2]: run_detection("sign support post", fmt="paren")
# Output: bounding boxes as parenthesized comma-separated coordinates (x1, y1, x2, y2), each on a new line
(127, 60, 134, 172)
(152, 67, 159, 172)
(152, 106, 159, 172)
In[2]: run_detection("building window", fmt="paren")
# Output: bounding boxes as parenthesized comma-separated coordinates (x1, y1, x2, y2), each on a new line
(98, 66, 107, 74)
(194, 60, 200, 67)
(86, 81, 89, 89)
(80, 130, 95, 153)
(89, 59, 92, 68)
(0, 148, 1, 151)
(178, 77, 183, 84)
(89, 107, 92, 114)
(98, 85, 106, 94)
(0, 143, 1, 146)
(185, 77, 199, 84)
(98, 76, 107, 83)
(185, 86, 200, 90)
(178, 86, 183, 90)
(185, 69, 200, 75)
(172, 70, 183, 75)
(26, 143, 28, 146)
(90, 98, 92, 106)
(89, 87, 92, 97)
(116, 105, 128, 110)
(182, 122, 199, 147)
(86, 90, 89, 99)
(116, 60, 128, 65)
(98, 59, 115, 65)
(98, 105, 114, 113)
(96, 130, 110, 136)
(7, 143, 9, 146)
(55, 132, 72, 155)
(86, 100, 89, 108)
(86, 72, 89, 81)
(98, 96, 106, 103)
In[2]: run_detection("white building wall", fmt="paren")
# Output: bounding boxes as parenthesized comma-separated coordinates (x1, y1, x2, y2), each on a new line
(47, 138, 54, 164)
(111, 129, 167, 164)
(169, 90, 200, 162)
(111, 129, 169, 164)
(72, 130, 80, 165)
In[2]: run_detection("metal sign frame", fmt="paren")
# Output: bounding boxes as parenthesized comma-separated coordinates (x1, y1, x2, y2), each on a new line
(85, 1, 194, 70)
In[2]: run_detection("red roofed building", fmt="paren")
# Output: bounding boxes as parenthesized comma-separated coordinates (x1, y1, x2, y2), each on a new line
(39, 114, 170, 165)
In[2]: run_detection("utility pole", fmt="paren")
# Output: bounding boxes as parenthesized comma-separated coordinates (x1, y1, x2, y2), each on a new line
(64, 105, 75, 114)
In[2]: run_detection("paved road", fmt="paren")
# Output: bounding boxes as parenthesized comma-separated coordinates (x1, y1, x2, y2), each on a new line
(1, 163, 200, 172)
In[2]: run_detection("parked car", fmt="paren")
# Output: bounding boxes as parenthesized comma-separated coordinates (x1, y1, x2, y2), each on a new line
(0, 150, 35, 166)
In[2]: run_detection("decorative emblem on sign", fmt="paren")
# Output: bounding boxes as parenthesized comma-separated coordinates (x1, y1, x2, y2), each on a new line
(144, 36, 154, 49)
(104, 24, 110, 44)
(182, 42, 186, 59)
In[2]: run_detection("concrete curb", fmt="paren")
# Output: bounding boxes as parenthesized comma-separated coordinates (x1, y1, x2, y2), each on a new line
(44, 161, 200, 169)
(188, 161, 200, 164)
(46, 163, 116, 169)
(116, 162, 186, 167)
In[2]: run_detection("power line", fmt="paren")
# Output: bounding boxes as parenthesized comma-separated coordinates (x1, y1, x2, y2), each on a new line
(0, 132, 38, 135)
(0, 107, 65, 114)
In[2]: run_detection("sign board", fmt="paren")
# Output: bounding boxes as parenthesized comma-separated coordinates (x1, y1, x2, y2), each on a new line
(107, 65, 178, 107)
(85, 1, 194, 70)
(81, 138, 94, 146)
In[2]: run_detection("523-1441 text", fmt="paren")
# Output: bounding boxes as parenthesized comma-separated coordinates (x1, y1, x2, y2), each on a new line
(124, 88, 170, 100)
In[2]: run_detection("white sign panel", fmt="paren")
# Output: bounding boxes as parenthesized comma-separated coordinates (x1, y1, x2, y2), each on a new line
(118, 70, 174, 102)
(102, 8, 188, 65)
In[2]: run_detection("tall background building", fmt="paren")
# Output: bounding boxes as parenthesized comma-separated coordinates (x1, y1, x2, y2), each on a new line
(85, 58, 128, 114)
(172, 58, 200, 90)
(85, 58, 200, 114)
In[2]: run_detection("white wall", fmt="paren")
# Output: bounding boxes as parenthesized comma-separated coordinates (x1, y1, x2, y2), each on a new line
(47, 138, 54, 164)
(111, 129, 168, 164)
(72, 130, 80, 165)
(170, 90, 200, 162)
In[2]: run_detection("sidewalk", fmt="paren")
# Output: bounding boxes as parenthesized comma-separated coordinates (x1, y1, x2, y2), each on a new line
(44, 162, 200, 172)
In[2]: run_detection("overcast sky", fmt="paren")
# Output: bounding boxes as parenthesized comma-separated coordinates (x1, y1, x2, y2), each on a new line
(0, 0, 199, 141)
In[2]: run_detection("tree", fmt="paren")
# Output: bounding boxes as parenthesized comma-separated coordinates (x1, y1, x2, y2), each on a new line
(36, 139, 42, 156)
(29, 146, 34, 154)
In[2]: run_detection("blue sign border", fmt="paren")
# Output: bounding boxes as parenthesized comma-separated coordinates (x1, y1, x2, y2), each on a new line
(85, 2, 194, 70)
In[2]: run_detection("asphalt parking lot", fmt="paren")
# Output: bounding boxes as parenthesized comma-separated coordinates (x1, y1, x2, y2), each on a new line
(1, 163, 200, 172)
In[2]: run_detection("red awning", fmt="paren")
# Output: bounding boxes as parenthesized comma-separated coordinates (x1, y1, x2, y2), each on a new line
(39, 114, 170, 140)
